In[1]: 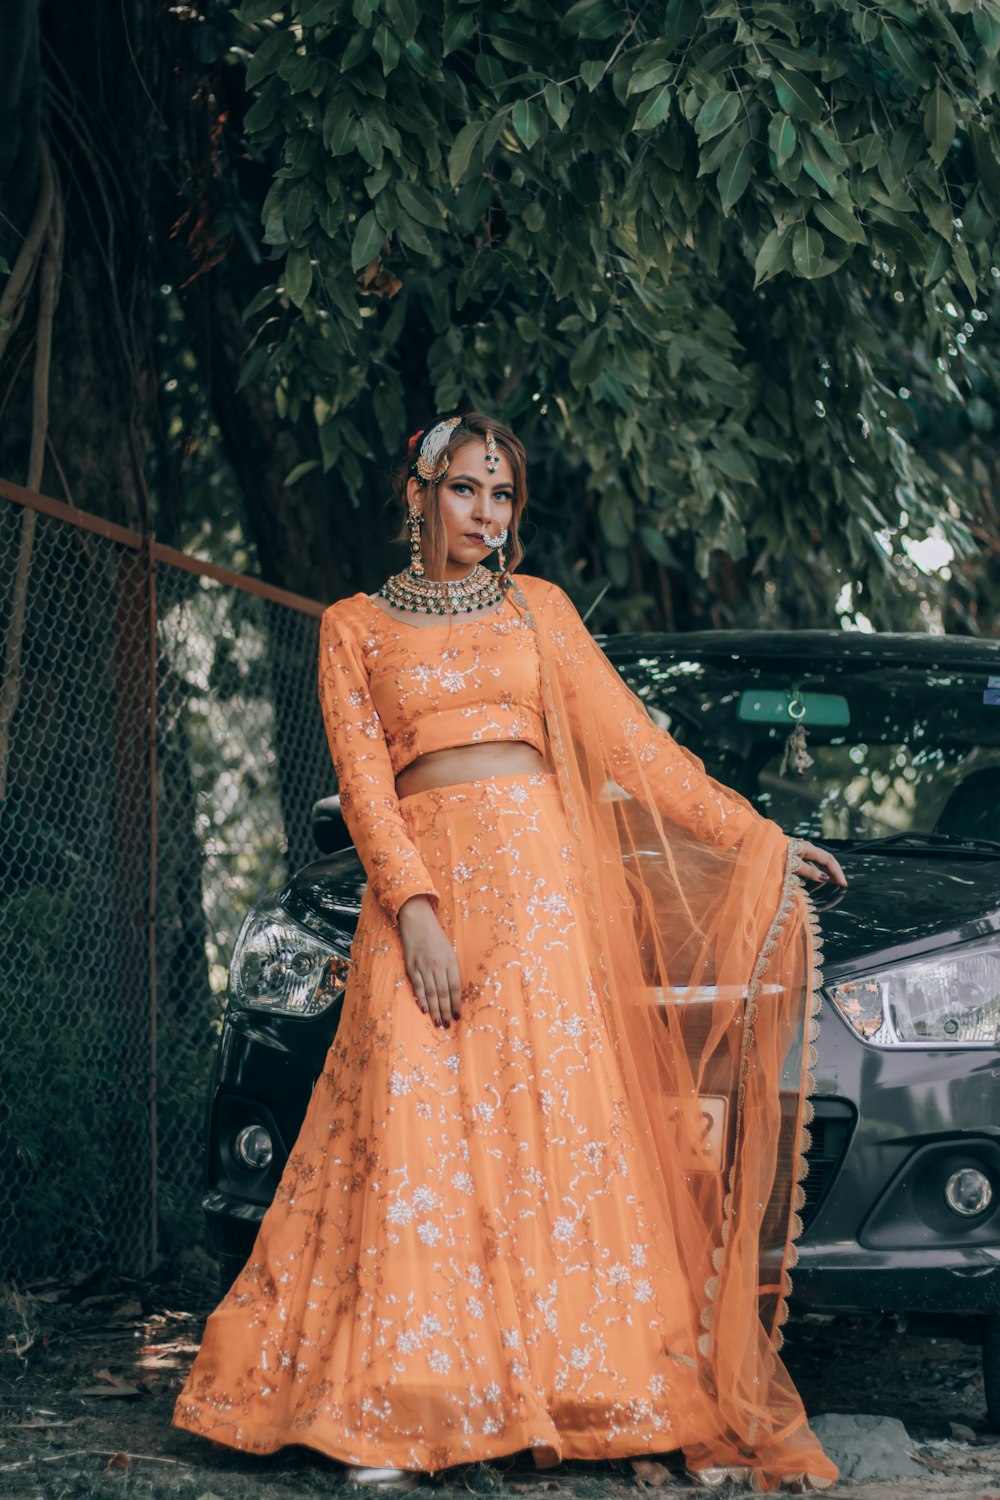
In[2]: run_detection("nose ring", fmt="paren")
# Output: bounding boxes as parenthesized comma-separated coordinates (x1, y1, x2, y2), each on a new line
(481, 525, 508, 550)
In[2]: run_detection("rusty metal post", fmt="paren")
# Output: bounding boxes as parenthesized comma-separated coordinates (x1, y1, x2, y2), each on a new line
(147, 532, 159, 1267)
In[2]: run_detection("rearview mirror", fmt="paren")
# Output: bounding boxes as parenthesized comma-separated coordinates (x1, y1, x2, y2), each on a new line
(737, 689, 850, 726)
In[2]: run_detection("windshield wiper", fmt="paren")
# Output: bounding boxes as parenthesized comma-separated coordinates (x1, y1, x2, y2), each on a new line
(835, 831, 1000, 857)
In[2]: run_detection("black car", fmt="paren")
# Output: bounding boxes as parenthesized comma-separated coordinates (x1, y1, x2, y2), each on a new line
(202, 629, 1000, 1420)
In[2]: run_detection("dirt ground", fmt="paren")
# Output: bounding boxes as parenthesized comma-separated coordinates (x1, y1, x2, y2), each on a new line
(3, 1259, 999, 1500)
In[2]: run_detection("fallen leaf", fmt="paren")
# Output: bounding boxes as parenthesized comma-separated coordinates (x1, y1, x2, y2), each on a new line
(103, 1452, 131, 1472)
(109, 1299, 144, 1320)
(630, 1459, 673, 1487)
(92, 1368, 139, 1391)
(15, 1418, 84, 1430)
(913, 1453, 951, 1472)
(72, 1373, 142, 1399)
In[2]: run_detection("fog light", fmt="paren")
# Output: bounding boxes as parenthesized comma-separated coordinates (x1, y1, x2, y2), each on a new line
(944, 1168, 993, 1218)
(234, 1124, 273, 1170)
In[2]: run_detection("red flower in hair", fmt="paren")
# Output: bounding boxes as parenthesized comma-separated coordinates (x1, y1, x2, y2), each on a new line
(407, 429, 425, 455)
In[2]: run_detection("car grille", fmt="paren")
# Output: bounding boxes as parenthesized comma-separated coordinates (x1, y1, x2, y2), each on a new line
(801, 1098, 856, 1231)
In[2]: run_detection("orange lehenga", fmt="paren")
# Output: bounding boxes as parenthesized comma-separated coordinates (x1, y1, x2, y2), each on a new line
(173, 574, 836, 1490)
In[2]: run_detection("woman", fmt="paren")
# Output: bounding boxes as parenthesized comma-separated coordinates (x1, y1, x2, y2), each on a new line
(173, 413, 846, 1490)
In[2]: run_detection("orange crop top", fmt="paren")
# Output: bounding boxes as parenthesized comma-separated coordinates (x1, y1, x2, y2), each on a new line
(318, 575, 773, 918)
(317, 582, 545, 917)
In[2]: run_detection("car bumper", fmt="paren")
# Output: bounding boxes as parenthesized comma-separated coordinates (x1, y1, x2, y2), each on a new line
(790, 1242, 1000, 1314)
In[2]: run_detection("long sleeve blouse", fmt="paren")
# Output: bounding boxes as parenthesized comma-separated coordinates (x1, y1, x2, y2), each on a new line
(318, 578, 776, 919)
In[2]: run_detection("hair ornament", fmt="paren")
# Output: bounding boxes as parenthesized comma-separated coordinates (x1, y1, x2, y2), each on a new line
(484, 429, 500, 474)
(412, 415, 462, 485)
(406, 428, 425, 455)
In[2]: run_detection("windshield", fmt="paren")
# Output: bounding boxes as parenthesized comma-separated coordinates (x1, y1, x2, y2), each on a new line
(615, 651, 1000, 845)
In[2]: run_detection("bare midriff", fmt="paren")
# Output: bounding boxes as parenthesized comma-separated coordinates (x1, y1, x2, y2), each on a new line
(394, 741, 549, 799)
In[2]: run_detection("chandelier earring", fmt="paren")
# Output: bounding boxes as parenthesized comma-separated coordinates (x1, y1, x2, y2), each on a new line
(407, 507, 425, 577)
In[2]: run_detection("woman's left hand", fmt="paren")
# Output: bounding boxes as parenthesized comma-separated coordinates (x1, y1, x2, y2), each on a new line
(794, 839, 848, 888)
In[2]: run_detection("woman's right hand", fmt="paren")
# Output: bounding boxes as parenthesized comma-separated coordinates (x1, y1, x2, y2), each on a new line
(397, 895, 462, 1029)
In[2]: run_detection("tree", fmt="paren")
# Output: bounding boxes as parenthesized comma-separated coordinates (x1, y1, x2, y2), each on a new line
(1, 0, 999, 630)
(221, 0, 1000, 628)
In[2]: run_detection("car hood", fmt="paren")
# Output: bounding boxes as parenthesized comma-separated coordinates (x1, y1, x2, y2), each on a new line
(814, 848, 1000, 976)
(283, 846, 1000, 980)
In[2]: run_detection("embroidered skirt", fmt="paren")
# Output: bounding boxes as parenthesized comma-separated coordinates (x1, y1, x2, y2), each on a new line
(172, 771, 721, 1471)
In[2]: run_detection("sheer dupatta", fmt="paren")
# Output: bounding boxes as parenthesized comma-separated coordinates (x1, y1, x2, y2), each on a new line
(508, 577, 834, 1491)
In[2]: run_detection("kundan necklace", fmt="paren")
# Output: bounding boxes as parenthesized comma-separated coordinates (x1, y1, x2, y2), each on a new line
(378, 563, 506, 616)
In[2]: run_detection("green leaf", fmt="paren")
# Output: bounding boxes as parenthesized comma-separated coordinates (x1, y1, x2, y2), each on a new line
(512, 98, 544, 148)
(241, 284, 278, 322)
(395, 216, 434, 256)
(855, 133, 883, 170)
(523, 201, 545, 232)
(569, 329, 604, 388)
(753, 225, 793, 287)
(350, 209, 383, 271)
(627, 59, 674, 97)
(384, 0, 417, 42)
(561, 0, 621, 42)
(284, 459, 320, 487)
(284, 246, 313, 307)
(448, 120, 485, 185)
(952, 239, 978, 300)
(882, 23, 932, 89)
(639, 526, 679, 566)
(974, 6, 1000, 59)
(543, 80, 572, 130)
(813, 199, 866, 245)
(801, 132, 841, 197)
(245, 28, 294, 89)
(970, 122, 1000, 207)
(694, 91, 740, 142)
(709, 446, 757, 483)
(717, 141, 754, 214)
(373, 23, 401, 74)
(580, 59, 606, 90)
(923, 87, 956, 169)
(395, 180, 445, 228)
(768, 113, 797, 169)
(443, 9, 477, 55)
(633, 83, 672, 132)
(773, 69, 824, 123)
(763, 40, 823, 72)
(598, 493, 631, 547)
(243, 87, 279, 135)
(792, 224, 824, 277)
(284, 181, 315, 241)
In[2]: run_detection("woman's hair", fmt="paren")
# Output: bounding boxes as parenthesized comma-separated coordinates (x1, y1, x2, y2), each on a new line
(390, 411, 528, 577)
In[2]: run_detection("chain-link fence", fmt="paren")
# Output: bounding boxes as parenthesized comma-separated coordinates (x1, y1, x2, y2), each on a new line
(0, 480, 332, 1280)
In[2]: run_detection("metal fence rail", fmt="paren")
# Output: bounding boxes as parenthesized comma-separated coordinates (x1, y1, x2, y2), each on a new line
(0, 480, 331, 1279)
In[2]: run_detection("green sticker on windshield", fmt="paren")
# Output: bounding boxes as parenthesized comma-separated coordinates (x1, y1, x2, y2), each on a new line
(737, 689, 851, 726)
(985, 674, 1000, 706)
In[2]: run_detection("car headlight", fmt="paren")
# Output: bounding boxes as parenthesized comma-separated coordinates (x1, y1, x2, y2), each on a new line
(229, 904, 350, 1016)
(828, 940, 1000, 1047)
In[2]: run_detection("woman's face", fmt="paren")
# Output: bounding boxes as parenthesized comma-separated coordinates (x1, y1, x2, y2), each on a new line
(408, 439, 515, 577)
